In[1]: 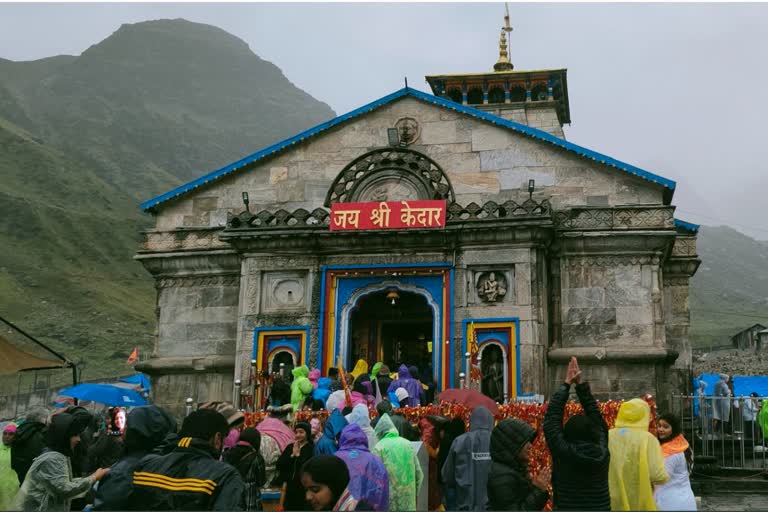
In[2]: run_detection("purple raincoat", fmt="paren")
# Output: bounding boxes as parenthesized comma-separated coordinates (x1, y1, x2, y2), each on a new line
(335, 424, 390, 511)
(387, 364, 423, 407)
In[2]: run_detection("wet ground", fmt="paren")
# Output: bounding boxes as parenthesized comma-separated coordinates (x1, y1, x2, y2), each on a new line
(701, 494, 768, 511)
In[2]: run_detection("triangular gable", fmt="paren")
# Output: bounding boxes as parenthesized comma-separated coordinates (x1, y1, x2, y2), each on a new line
(141, 87, 676, 212)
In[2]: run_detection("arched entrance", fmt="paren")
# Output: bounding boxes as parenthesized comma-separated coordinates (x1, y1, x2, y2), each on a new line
(479, 343, 507, 402)
(270, 351, 295, 376)
(347, 288, 435, 379)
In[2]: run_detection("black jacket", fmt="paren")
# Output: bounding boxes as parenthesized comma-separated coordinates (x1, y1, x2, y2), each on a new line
(487, 419, 549, 511)
(127, 437, 245, 510)
(11, 420, 47, 485)
(543, 382, 610, 510)
(275, 442, 314, 511)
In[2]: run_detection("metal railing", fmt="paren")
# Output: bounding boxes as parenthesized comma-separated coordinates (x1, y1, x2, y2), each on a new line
(671, 394, 767, 469)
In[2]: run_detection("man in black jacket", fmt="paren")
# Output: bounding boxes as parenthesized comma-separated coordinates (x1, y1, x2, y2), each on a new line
(127, 408, 245, 510)
(10, 408, 48, 485)
(543, 356, 610, 510)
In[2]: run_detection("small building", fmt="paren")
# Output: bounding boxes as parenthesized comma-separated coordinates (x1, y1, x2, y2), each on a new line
(731, 324, 767, 351)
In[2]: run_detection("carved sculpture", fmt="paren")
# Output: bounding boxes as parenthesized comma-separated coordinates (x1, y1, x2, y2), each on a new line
(476, 271, 507, 302)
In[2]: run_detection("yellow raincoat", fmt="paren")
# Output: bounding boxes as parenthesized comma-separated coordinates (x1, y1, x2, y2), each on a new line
(351, 359, 369, 379)
(608, 399, 669, 511)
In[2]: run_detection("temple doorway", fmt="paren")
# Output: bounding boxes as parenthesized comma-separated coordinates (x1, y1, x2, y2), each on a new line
(348, 289, 434, 377)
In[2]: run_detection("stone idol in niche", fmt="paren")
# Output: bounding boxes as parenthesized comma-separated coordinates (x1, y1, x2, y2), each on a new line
(476, 271, 507, 303)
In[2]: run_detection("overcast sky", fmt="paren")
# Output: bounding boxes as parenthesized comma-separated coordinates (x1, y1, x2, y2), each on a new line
(1, 2, 767, 239)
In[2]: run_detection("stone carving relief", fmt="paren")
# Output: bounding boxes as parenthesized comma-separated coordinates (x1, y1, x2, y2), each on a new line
(476, 271, 508, 303)
(394, 117, 420, 145)
(156, 275, 240, 289)
(554, 207, 674, 230)
(261, 271, 309, 312)
(671, 237, 697, 257)
(324, 148, 455, 206)
(356, 178, 421, 202)
(563, 255, 658, 269)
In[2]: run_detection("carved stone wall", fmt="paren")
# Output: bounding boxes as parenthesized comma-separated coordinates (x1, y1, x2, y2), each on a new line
(152, 97, 666, 231)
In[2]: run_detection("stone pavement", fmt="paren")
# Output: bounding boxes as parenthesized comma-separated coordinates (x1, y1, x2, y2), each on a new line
(701, 494, 768, 511)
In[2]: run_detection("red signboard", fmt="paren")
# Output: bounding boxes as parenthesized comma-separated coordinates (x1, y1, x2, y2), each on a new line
(330, 200, 447, 231)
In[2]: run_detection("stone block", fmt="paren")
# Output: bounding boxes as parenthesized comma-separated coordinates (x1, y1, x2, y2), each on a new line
(604, 285, 650, 307)
(202, 287, 240, 307)
(451, 171, 500, 195)
(565, 287, 604, 307)
(188, 322, 237, 342)
(423, 143, 473, 157)
(192, 197, 218, 213)
(275, 179, 305, 203)
(564, 307, 617, 325)
(471, 126, 514, 152)
(270, 166, 289, 185)
(499, 167, 556, 190)
(437, 152, 482, 174)
(304, 182, 328, 204)
(615, 305, 653, 326)
(419, 120, 459, 145)
(515, 264, 531, 306)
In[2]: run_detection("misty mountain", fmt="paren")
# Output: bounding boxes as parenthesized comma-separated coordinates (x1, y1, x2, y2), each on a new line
(0, 19, 334, 378)
(690, 225, 768, 348)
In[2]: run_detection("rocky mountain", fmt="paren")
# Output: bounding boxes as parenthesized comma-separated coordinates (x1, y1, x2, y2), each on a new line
(0, 19, 334, 379)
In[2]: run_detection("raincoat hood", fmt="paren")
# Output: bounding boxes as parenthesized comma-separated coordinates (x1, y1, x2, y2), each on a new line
(374, 413, 398, 440)
(490, 419, 536, 467)
(292, 365, 309, 379)
(352, 360, 369, 379)
(614, 399, 651, 430)
(308, 369, 321, 386)
(397, 365, 412, 379)
(256, 417, 294, 452)
(371, 362, 383, 378)
(125, 405, 177, 453)
(14, 420, 46, 444)
(346, 404, 372, 428)
(339, 424, 369, 452)
(324, 409, 349, 440)
(317, 377, 332, 390)
(469, 406, 494, 432)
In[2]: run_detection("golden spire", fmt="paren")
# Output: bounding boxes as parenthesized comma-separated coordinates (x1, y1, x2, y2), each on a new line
(494, 3, 514, 72)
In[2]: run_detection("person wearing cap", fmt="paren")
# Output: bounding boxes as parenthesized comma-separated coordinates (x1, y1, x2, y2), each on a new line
(93, 405, 177, 510)
(201, 402, 245, 457)
(1, 423, 18, 510)
(14, 410, 110, 512)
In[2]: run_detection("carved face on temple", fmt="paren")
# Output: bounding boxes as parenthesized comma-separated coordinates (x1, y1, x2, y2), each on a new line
(357, 178, 422, 202)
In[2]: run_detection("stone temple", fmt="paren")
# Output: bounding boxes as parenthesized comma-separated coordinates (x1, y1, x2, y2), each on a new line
(136, 21, 700, 414)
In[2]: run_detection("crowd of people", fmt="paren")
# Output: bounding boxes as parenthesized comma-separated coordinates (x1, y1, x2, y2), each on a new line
(0, 356, 699, 511)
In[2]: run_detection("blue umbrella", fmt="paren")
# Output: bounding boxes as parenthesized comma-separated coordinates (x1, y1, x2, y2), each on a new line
(58, 383, 148, 407)
(121, 373, 150, 391)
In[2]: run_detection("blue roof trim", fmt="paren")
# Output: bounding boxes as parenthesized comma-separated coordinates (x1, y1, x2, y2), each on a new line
(141, 87, 676, 212)
(674, 219, 700, 233)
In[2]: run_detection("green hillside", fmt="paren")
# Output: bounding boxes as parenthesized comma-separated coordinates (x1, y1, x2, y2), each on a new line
(690, 225, 768, 349)
(0, 19, 334, 380)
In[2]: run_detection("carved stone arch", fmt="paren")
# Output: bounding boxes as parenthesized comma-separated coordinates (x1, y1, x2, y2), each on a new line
(324, 147, 456, 206)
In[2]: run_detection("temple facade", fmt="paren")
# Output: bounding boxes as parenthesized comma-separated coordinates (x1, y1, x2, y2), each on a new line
(136, 21, 700, 414)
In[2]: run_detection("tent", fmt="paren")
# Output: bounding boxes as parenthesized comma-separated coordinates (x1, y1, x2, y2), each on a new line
(0, 333, 67, 375)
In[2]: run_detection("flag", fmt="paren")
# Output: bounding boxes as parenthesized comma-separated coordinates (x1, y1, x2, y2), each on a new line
(469, 323, 482, 388)
(126, 346, 139, 365)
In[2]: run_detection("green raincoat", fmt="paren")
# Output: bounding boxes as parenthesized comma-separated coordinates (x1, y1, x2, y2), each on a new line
(0, 443, 18, 511)
(372, 414, 423, 511)
(758, 400, 768, 440)
(290, 365, 313, 411)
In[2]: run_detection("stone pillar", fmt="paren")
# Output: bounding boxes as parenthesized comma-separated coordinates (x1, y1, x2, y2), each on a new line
(136, 252, 241, 417)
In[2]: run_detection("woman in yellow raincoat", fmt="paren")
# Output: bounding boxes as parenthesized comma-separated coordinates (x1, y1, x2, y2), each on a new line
(608, 398, 669, 511)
